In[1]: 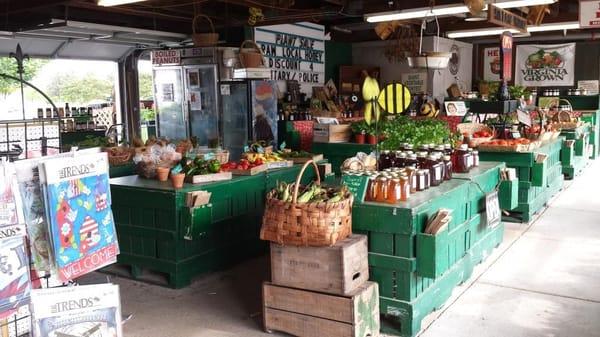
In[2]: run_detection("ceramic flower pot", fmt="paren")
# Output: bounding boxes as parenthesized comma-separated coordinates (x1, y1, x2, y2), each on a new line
(355, 133, 365, 144)
(366, 134, 377, 145)
(171, 173, 186, 189)
(156, 167, 170, 182)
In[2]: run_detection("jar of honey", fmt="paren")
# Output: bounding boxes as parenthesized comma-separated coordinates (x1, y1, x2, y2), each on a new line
(405, 166, 417, 193)
(376, 177, 389, 203)
(399, 175, 410, 201)
(388, 178, 400, 204)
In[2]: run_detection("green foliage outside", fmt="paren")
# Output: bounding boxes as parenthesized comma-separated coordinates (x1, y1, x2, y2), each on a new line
(140, 108, 156, 122)
(138, 72, 153, 101)
(47, 73, 114, 105)
(0, 57, 48, 98)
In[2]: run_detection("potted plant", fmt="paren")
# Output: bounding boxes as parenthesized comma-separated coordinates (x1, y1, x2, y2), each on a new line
(351, 121, 367, 144)
(366, 124, 378, 145)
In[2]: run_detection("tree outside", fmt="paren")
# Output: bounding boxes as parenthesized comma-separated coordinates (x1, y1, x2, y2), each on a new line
(0, 57, 48, 98)
(46, 73, 115, 105)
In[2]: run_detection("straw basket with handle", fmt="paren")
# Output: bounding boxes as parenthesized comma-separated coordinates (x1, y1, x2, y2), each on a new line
(192, 15, 219, 47)
(260, 160, 353, 247)
(457, 123, 495, 147)
(239, 40, 265, 68)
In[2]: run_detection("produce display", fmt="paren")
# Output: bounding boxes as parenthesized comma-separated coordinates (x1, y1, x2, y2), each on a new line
(221, 159, 263, 171)
(179, 156, 222, 176)
(378, 116, 455, 151)
(274, 181, 349, 204)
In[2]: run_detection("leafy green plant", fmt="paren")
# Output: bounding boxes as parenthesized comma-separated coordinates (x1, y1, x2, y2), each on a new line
(378, 116, 452, 150)
(508, 85, 530, 99)
(140, 108, 156, 122)
(350, 120, 368, 134)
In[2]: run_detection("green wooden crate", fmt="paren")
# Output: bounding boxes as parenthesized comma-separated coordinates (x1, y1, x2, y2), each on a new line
(109, 166, 315, 288)
(378, 223, 504, 337)
(499, 180, 518, 210)
(581, 110, 600, 159)
(452, 162, 504, 218)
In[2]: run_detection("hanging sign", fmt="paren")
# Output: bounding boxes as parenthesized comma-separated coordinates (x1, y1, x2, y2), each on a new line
(488, 4, 528, 33)
(401, 72, 428, 94)
(515, 43, 576, 87)
(500, 32, 513, 81)
(579, 0, 600, 28)
(151, 50, 181, 65)
(483, 47, 501, 81)
(486, 191, 501, 229)
(254, 22, 325, 94)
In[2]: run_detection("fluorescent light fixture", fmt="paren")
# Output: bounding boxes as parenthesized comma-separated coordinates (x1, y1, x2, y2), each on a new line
(98, 0, 146, 6)
(447, 28, 519, 39)
(527, 21, 580, 32)
(365, 0, 557, 23)
(447, 21, 580, 38)
(365, 4, 472, 23)
(494, 0, 557, 9)
(464, 13, 488, 22)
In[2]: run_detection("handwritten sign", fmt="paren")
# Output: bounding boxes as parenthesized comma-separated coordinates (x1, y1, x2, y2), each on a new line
(401, 72, 427, 94)
(517, 110, 532, 127)
(255, 22, 325, 94)
(342, 174, 368, 203)
(151, 50, 181, 65)
(486, 190, 501, 229)
(488, 4, 528, 33)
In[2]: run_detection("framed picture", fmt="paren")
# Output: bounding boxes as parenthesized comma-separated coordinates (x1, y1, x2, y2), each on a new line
(188, 71, 200, 88)
(162, 83, 174, 102)
(444, 101, 467, 116)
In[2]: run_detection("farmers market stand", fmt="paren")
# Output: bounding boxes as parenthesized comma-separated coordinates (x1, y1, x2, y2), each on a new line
(312, 142, 374, 175)
(350, 162, 511, 337)
(107, 165, 316, 288)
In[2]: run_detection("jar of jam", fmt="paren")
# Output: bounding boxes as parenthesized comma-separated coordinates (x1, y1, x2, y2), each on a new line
(419, 144, 429, 153)
(427, 154, 444, 187)
(444, 144, 453, 156)
(467, 148, 475, 169)
(443, 155, 453, 180)
(378, 150, 392, 170)
(406, 153, 418, 167)
(400, 143, 410, 151)
(376, 177, 389, 203)
(452, 144, 471, 173)
(435, 145, 445, 153)
(405, 144, 414, 153)
(399, 175, 410, 201)
(366, 176, 378, 201)
(394, 151, 406, 168)
(416, 170, 427, 191)
(473, 150, 480, 167)
(417, 152, 428, 168)
(405, 165, 418, 193)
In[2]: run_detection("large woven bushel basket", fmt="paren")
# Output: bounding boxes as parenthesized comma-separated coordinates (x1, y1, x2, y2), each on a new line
(239, 40, 265, 68)
(260, 160, 353, 247)
(192, 15, 219, 47)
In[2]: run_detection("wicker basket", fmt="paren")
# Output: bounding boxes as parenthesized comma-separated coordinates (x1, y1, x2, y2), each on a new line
(104, 147, 132, 167)
(239, 40, 265, 68)
(192, 15, 219, 47)
(457, 123, 494, 146)
(260, 160, 353, 247)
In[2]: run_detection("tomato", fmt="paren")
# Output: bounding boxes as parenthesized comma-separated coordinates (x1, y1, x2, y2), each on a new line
(498, 140, 508, 146)
(481, 131, 490, 137)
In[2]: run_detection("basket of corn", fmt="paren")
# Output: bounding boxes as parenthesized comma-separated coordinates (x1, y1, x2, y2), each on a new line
(260, 160, 353, 246)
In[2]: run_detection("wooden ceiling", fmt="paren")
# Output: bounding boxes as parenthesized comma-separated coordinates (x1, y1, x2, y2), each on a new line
(0, 0, 585, 42)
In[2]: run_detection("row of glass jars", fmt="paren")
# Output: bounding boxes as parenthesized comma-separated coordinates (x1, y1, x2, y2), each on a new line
(379, 144, 453, 170)
(452, 144, 479, 174)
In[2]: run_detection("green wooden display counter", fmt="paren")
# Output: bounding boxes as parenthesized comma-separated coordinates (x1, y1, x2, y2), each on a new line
(109, 163, 135, 178)
(108, 165, 316, 288)
(312, 142, 375, 175)
(560, 124, 591, 179)
(479, 138, 564, 223)
(580, 110, 600, 159)
(351, 162, 507, 337)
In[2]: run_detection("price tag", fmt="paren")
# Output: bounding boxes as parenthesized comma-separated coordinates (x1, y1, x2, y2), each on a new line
(517, 109, 532, 127)
(342, 174, 368, 203)
(486, 190, 501, 229)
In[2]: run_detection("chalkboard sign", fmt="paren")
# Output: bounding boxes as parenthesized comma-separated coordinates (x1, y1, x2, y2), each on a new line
(342, 174, 368, 203)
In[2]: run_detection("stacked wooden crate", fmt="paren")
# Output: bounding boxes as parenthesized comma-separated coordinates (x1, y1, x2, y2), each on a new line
(263, 235, 380, 337)
(561, 124, 591, 179)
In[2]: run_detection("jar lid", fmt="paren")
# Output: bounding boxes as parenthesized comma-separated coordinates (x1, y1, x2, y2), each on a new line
(398, 152, 407, 158)
(409, 154, 417, 159)
(405, 144, 414, 149)
(392, 178, 400, 182)
(473, 150, 479, 154)
(460, 144, 468, 150)
(379, 177, 388, 181)
(443, 155, 452, 161)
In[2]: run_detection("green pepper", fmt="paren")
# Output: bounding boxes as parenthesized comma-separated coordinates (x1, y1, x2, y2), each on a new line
(208, 159, 221, 173)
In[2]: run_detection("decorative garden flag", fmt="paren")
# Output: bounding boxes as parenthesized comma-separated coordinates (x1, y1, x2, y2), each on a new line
(40, 152, 119, 282)
(515, 43, 575, 87)
(0, 236, 30, 320)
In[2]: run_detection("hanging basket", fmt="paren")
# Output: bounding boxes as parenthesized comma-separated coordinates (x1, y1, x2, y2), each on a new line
(239, 40, 265, 68)
(260, 160, 353, 247)
(192, 15, 219, 47)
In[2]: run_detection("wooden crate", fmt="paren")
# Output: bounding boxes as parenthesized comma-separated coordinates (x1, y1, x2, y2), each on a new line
(290, 154, 324, 164)
(230, 164, 267, 176)
(263, 282, 380, 337)
(313, 124, 352, 143)
(270, 235, 369, 296)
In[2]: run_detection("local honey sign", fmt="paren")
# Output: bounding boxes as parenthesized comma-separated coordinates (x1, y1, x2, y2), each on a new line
(255, 23, 325, 93)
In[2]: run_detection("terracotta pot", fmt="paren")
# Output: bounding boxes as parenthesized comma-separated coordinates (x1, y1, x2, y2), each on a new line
(156, 167, 170, 182)
(171, 173, 186, 189)
(355, 133, 365, 144)
(366, 134, 377, 145)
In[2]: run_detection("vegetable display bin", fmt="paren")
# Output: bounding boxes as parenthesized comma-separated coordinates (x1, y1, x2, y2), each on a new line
(108, 165, 316, 288)
(351, 163, 505, 337)
(560, 124, 591, 179)
(479, 138, 564, 223)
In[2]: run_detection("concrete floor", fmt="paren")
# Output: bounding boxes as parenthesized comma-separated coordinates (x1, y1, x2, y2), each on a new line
(94, 160, 600, 337)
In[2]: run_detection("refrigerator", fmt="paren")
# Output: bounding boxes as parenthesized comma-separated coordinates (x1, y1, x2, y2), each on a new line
(153, 64, 219, 146)
(220, 80, 279, 160)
